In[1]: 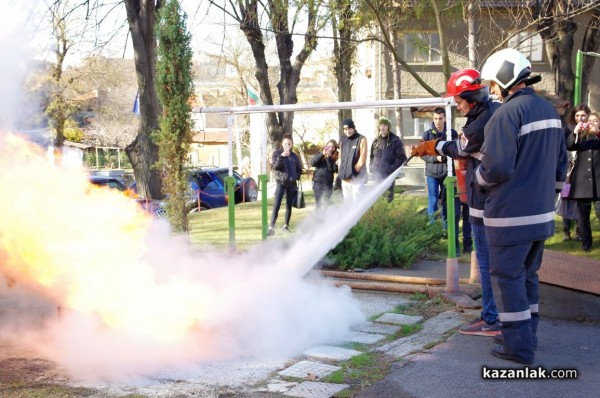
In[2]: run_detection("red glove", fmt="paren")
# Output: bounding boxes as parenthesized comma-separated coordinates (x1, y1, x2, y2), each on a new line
(411, 139, 439, 157)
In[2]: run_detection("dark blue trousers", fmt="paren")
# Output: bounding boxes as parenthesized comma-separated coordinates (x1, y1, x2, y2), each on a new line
(488, 240, 544, 363)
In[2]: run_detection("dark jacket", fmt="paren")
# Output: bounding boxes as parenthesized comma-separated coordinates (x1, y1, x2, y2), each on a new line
(311, 152, 338, 185)
(338, 132, 367, 181)
(438, 100, 501, 224)
(421, 125, 458, 179)
(369, 132, 407, 180)
(271, 149, 302, 186)
(475, 87, 568, 245)
(565, 124, 600, 200)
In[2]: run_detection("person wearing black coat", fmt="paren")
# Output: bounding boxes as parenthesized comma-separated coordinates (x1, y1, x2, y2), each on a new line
(565, 104, 599, 251)
(311, 139, 338, 209)
(369, 117, 407, 202)
(269, 134, 303, 235)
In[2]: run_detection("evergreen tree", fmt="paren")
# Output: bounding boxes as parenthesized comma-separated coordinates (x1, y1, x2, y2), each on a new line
(154, 0, 195, 232)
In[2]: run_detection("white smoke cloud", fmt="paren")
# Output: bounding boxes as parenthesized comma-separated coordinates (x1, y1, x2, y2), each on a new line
(0, 3, 407, 384)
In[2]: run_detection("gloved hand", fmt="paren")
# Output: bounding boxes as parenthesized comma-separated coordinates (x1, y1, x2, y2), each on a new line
(411, 139, 439, 157)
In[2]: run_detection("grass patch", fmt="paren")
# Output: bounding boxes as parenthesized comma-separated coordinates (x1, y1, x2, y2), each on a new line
(339, 342, 370, 352)
(423, 340, 442, 350)
(392, 295, 455, 319)
(410, 292, 428, 301)
(323, 352, 391, 392)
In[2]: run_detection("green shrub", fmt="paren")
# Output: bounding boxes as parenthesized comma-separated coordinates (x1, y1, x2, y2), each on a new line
(329, 199, 442, 270)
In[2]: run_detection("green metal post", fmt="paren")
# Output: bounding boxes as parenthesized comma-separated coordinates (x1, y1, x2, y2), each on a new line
(224, 176, 236, 249)
(445, 176, 457, 259)
(259, 174, 269, 239)
(574, 50, 583, 107)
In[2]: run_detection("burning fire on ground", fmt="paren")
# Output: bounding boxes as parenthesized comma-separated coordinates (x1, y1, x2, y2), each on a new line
(0, 133, 363, 383)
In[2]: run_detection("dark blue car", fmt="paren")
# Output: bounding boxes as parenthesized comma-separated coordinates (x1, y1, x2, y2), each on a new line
(188, 168, 258, 211)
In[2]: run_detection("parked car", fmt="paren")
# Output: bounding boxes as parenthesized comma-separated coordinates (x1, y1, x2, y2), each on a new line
(127, 167, 258, 212)
(187, 167, 258, 212)
(89, 176, 166, 218)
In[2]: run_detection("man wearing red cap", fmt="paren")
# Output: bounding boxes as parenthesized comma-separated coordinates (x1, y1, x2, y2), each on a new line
(412, 68, 501, 337)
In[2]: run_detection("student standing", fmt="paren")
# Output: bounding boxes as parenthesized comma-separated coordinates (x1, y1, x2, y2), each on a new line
(338, 119, 367, 201)
(311, 139, 338, 208)
(369, 117, 407, 202)
(268, 134, 303, 235)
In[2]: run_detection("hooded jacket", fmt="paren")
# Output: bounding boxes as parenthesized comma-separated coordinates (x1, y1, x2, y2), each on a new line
(369, 131, 407, 180)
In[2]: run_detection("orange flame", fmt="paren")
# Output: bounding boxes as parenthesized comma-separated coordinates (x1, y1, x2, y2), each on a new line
(0, 133, 215, 343)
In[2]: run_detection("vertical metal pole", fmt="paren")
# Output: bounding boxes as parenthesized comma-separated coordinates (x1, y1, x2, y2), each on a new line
(225, 176, 236, 249)
(445, 176, 457, 259)
(444, 103, 456, 258)
(259, 174, 269, 239)
(226, 114, 235, 249)
(445, 101, 459, 293)
(574, 50, 583, 106)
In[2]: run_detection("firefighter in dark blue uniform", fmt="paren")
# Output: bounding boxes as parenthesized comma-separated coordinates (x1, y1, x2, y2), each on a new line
(477, 49, 568, 364)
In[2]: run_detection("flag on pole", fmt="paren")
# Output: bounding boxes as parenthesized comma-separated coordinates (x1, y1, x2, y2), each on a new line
(247, 85, 259, 106)
(132, 90, 140, 116)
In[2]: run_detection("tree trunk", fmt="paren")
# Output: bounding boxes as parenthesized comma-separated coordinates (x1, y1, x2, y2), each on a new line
(431, 0, 451, 81)
(467, 0, 479, 68)
(538, 0, 577, 105)
(392, 31, 403, 139)
(332, 0, 356, 131)
(124, 0, 163, 200)
(581, 7, 600, 104)
(236, 0, 319, 148)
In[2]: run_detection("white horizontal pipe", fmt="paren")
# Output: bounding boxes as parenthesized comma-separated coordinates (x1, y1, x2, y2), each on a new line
(193, 97, 452, 115)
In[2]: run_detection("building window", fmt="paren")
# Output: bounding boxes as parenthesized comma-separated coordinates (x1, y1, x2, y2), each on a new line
(508, 31, 543, 62)
(398, 32, 441, 64)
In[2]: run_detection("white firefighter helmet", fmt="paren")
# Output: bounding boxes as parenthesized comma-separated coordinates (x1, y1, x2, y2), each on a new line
(481, 48, 532, 90)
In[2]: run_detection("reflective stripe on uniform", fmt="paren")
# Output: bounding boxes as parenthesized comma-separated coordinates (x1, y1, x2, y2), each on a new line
(556, 181, 564, 190)
(470, 152, 483, 160)
(530, 303, 539, 313)
(476, 166, 495, 187)
(484, 211, 555, 227)
(470, 207, 484, 219)
(520, 119, 562, 137)
(499, 309, 531, 322)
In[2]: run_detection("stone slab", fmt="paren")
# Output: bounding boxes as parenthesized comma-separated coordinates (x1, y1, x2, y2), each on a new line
(353, 291, 411, 318)
(284, 381, 350, 398)
(376, 313, 423, 325)
(265, 380, 298, 393)
(352, 321, 402, 335)
(278, 360, 340, 380)
(440, 292, 481, 309)
(377, 310, 464, 358)
(303, 345, 361, 362)
(342, 330, 387, 344)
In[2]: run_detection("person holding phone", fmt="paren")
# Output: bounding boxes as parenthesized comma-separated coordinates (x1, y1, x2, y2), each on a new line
(311, 139, 338, 208)
(269, 134, 303, 235)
